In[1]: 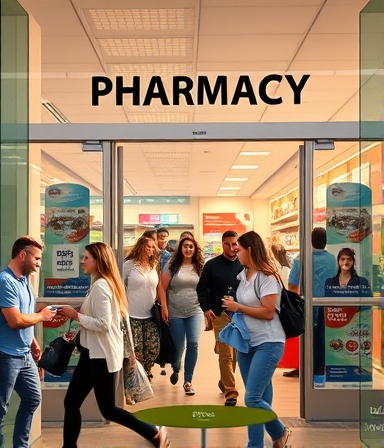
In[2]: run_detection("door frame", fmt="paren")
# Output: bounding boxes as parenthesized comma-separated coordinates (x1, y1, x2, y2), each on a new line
(29, 121, 370, 421)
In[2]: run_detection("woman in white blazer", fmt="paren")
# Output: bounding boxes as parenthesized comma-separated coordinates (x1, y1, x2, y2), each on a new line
(59, 242, 169, 448)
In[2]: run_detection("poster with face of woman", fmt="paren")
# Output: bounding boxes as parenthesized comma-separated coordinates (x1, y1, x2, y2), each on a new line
(324, 183, 373, 388)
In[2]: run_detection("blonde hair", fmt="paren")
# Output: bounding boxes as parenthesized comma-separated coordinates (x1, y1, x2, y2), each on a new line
(85, 242, 127, 318)
(125, 236, 158, 270)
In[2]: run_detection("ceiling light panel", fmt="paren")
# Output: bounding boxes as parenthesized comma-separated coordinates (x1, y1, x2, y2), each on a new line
(89, 9, 195, 31)
(126, 112, 192, 123)
(97, 37, 194, 57)
(240, 152, 270, 156)
(232, 165, 259, 169)
(108, 63, 193, 75)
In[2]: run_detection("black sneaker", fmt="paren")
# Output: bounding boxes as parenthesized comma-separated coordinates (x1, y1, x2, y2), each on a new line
(170, 372, 179, 385)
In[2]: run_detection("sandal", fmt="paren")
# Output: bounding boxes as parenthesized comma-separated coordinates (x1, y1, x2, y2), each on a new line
(183, 382, 195, 396)
(273, 427, 291, 448)
(152, 426, 170, 448)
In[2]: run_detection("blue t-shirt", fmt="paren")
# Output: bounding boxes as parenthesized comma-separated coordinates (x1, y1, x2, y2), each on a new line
(159, 249, 171, 272)
(0, 267, 35, 355)
(288, 249, 337, 297)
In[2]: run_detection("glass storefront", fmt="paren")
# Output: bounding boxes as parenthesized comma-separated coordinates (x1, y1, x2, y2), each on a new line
(2, 0, 384, 444)
(0, 0, 29, 266)
(360, 1, 384, 446)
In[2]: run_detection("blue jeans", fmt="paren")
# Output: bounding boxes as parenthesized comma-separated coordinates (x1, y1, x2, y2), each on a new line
(168, 313, 203, 384)
(0, 351, 41, 448)
(237, 342, 285, 448)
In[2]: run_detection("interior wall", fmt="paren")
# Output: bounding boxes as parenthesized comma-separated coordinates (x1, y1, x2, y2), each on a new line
(91, 196, 271, 243)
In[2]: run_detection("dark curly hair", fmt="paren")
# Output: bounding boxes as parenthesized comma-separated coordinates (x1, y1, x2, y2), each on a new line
(168, 237, 204, 277)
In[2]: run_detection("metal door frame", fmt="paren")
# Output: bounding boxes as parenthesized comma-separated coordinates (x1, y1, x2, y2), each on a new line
(29, 121, 368, 421)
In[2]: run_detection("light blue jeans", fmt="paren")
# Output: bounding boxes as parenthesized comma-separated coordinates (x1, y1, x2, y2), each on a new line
(0, 351, 41, 448)
(168, 313, 203, 384)
(237, 342, 285, 448)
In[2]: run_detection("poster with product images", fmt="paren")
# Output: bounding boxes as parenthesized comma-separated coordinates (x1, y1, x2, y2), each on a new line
(324, 183, 373, 387)
(43, 183, 91, 297)
(325, 306, 372, 386)
(202, 212, 253, 258)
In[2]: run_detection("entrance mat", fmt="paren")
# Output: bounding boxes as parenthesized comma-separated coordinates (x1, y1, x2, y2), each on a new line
(280, 417, 359, 429)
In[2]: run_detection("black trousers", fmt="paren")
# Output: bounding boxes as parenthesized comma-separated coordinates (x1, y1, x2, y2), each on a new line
(62, 348, 157, 448)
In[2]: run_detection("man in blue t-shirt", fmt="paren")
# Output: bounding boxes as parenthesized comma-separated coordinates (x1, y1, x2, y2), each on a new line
(156, 227, 172, 272)
(0, 236, 56, 448)
(286, 227, 337, 377)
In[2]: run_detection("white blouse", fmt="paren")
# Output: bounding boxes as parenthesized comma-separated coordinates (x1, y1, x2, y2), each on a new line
(123, 260, 158, 319)
(78, 278, 123, 373)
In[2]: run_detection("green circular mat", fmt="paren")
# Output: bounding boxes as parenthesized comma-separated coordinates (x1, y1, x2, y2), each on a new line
(134, 405, 277, 429)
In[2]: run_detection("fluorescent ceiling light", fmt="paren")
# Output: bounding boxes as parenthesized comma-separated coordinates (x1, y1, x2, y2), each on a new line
(219, 187, 241, 190)
(217, 193, 236, 196)
(225, 177, 248, 181)
(232, 165, 259, 169)
(240, 151, 270, 156)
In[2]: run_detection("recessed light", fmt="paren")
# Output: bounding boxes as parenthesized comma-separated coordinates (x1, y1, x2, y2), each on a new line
(240, 151, 270, 156)
(219, 187, 241, 190)
(231, 165, 259, 169)
(225, 177, 248, 181)
(217, 193, 236, 196)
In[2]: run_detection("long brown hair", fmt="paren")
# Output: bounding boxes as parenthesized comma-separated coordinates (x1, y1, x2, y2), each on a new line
(237, 231, 278, 277)
(85, 242, 127, 318)
(271, 244, 291, 268)
(125, 236, 158, 270)
(168, 237, 204, 277)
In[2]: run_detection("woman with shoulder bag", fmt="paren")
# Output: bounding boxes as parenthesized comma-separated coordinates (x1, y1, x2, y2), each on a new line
(58, 242, 169, 448)
(123, 236, 164, 381)
(160, 236, 204, 396)
(222, 231, 290, 448)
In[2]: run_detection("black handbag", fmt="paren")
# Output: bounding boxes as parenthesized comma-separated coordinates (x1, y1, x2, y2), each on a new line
(151, 301, 176, 365)
(254, 273, 305, 339)
(38, 320, 79, 376)
(277, 286, 305, 338)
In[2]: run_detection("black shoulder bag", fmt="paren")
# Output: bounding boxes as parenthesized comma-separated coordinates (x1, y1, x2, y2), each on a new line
(254, 273, 305, 339)
(38, 319, 79, 376)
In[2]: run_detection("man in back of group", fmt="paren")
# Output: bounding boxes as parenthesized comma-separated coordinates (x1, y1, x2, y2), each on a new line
(287, 227, 337, 378)
(0, 236, 56, 448)
(156, 227, 172, 271)
(196, 230, 242, 406)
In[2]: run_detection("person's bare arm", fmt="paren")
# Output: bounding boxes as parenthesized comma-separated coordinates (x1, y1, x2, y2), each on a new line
(2, 306, 56, 329)
(223, 293, 277, 321)
(288, 283, 300, 294)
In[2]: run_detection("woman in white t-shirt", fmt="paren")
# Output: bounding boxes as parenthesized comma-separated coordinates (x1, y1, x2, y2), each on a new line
(222, 232, 290, 448)
(123, 236, 163, 380)
(271, 244, 291, 288)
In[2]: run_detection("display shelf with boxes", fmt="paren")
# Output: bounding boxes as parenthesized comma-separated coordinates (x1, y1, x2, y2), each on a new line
(270, 188, 299, 252)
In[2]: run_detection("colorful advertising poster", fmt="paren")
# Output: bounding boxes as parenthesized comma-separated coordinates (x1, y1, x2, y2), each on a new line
(325, 183, 373, 387)
(43, 183, 91, 297)
(325, 306, 372, 386)
(202, 212, 253, 258)
(42, 313, 81, 384)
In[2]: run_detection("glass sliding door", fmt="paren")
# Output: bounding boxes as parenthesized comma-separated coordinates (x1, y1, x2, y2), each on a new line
(360, 2, 384, 445)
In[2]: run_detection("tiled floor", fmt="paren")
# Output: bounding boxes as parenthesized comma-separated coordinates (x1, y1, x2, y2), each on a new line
(40, 330, 367, 448)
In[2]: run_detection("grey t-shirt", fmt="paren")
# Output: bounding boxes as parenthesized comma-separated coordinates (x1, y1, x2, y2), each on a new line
(166, 264, 203, 318)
